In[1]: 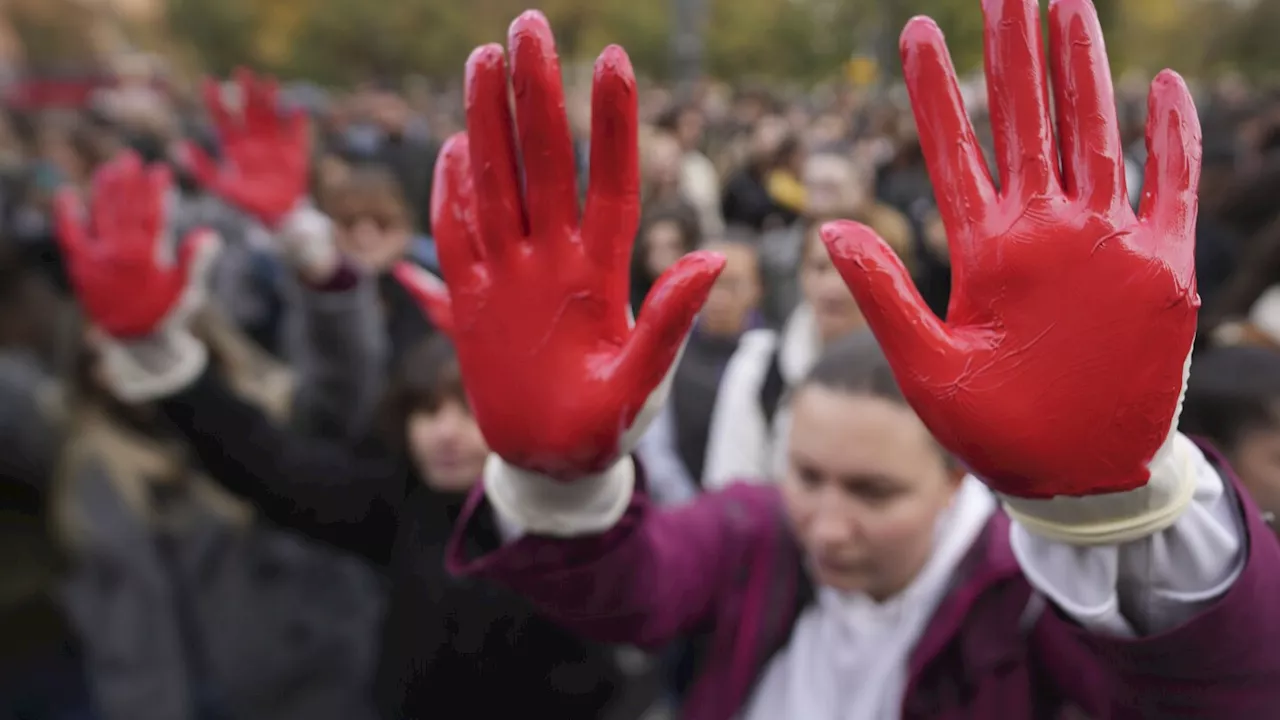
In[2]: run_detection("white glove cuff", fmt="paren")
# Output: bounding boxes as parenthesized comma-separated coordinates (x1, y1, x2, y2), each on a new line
(1000, 431, 1200, 546)
(277, 204, 339, 280)
(99, 329, 208, 403)
(483, 454, 635, 538)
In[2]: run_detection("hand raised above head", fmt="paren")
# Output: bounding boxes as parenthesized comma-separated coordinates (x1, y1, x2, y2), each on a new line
(397, 11, 724, 480)
(182, 68, 309, 228)
(820, 0, 1201, 502)
(55, 151, 220, 340)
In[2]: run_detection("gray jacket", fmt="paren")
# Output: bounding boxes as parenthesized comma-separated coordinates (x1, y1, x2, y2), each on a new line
(58, 270, 389, 720)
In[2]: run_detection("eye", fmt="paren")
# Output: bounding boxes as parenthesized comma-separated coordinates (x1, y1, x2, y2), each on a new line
(796, 465, 822, 489)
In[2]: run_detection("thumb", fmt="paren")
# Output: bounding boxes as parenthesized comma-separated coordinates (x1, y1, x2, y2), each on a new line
(615, 250, 725, 409)
(177, 140, 226, 195)
(820, 220, 959, 369)
(393, 261, 455, 336)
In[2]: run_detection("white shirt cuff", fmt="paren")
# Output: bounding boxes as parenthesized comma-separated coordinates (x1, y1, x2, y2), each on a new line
(483, 454, 635, 538)
(1010, 439, 1246, 637)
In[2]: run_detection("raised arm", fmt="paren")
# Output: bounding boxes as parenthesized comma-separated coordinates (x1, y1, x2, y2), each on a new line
(397, 12, 735, 647)
(183, 71, 389, 441)
(54, 153, 404, 567)
(821, 0, 1280, 710)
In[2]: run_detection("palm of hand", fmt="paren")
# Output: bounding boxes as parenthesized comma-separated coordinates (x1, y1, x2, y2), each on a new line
(403, 13, 723, 479)
(821, 0, 1201, 497)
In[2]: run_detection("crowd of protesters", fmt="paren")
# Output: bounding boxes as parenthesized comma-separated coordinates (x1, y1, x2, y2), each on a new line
(3, 16, 1280, 718)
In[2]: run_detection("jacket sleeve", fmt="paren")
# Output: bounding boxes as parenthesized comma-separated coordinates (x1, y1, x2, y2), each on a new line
(1024, 438, 1280, 716)
(445, 458, 776, 650)
(160, 366, 404, 567)
(281, 265, 390, 442)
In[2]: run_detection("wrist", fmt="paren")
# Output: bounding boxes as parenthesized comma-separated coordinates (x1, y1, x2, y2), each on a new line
(1000, 431, 1200, 546)
(98, 329, 208, 403)
(483, 454, 635, 537)
(277, 204, 340, 282)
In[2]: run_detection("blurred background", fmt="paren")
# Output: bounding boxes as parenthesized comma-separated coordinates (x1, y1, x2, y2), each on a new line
(4, 1, 1280, 720)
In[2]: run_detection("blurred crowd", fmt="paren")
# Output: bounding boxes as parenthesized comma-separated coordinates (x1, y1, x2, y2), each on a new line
(2, 52, 1280, 720)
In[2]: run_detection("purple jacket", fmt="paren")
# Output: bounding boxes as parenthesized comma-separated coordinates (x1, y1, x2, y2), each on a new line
(447, 447, 1280, 719)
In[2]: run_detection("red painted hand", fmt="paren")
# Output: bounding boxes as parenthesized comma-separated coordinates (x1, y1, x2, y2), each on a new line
(55, 152, 218, 339)
(396, 11, 724, 480)
(182, 69, 308, 228)
(821, 0, 1201, 499)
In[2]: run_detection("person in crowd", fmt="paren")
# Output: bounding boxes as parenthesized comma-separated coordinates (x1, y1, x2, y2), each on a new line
(702, 220, 865, 489)
(405, 6, 1280, 720)
(655, 105, 724, 237)
(55, 78, 632, 720)
(49, 79, 392, 718)
(630, 200, 702, 318)
(637, 229, 765, 501)
(719, 115, 797, 231)
(1181, 344, 1280, 531)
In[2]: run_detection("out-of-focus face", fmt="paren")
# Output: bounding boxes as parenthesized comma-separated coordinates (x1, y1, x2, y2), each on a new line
(782, 386, 961, 598)
(701, 241, 761, 337)
(803, 153, 868, 218)
(643, 219, 687, 277)
(800, 228, 864, 344)
(329, 185, 411, 272)
(406, 399, 489, 493)
(645, 132, 683, 190)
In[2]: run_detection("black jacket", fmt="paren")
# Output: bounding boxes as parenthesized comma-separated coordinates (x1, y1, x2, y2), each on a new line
(160, 369, 622, 719)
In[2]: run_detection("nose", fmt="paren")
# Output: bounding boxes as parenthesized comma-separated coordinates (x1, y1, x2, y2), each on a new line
(809, 489, 858, 549)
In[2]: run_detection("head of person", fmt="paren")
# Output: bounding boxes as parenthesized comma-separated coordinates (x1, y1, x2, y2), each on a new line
(799, 221, 864, 344)
(632, 202, 701, 292)
(782, 332, 964, 599)
(803, 151, 870, 219)
(641, 129, 684, 199)
(1180, 345, 1280, 527)
(700, 227, 762, 337)
(388, 334, 489, 493)
(322, 163, 412, 273)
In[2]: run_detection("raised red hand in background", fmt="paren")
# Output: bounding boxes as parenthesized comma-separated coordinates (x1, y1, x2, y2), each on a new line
(821, 0, 1201, 498)
(397, 11, 724, 479)
(54, 152, 218, 339)
(182, 69, 309, 228)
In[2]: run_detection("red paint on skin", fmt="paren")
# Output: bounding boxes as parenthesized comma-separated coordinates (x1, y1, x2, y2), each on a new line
(396, 10, 725, 480)
(821, 0, 1201, 498)
(182, 68, 309, 229)
(54, 152, 217, 339)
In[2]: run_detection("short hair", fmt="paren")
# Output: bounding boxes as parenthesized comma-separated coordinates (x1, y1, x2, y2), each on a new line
(800, 330, 905, 404)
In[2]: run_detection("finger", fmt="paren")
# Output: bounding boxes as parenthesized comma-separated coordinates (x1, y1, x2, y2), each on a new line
(238, 68, 278, 133)
(820, 220, 961, 373)
(90, 152, 138, 242)
(900, 17, 996, 255)
(392, 261, 456, 336)
(508, 10, 579, 238)
(429, 133, 487, 268)
(580, 45, 641, 275)
(614, 251, 725, 416)
(982, 0, 1059, 199)
(177, 140, 224, 190)
(202, 77, 236, 137)
(1137, 70, 1202, 257)
(465, 43, 526, 253)
(1048, 0, 1125, 211)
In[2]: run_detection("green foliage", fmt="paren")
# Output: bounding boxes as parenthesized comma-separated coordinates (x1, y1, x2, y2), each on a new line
(159, 0, 1277, 86)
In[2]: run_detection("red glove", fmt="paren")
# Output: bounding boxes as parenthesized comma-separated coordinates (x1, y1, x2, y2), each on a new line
(55, 152, 218, 340)
(821, 0, 1200, 500)
(182, 69, 309, 228)
(396, 11, 723, 480)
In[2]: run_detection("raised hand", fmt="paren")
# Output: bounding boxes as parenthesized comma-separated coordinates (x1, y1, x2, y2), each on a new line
(396, 11, 724, 480)
(821, 0, 1200, 501)
(182, 69, 309, 228)
(55, 152, 219, 340)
